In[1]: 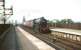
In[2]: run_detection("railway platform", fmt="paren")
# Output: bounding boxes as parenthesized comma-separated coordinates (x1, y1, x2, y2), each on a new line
(0, 26, 19, 50)
(51, 28, 81, 50)
(0, 26, 56, 50)
(16, 26, 56, 50)
(51, 28, 81, 35)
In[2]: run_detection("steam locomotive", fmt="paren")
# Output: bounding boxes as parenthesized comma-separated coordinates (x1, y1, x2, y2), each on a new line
(23, 17, 51, 33)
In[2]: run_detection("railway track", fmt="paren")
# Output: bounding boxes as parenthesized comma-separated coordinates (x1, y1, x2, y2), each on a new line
(20, 26, 81, 50)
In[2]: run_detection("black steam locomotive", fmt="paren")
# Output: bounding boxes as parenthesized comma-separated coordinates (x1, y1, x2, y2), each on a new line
(23, 17, 51, 33)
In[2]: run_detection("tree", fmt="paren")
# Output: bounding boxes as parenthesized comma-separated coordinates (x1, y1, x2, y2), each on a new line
(60, 19, 74, 24)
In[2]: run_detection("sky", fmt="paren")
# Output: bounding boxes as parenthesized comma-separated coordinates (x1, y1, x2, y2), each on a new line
(6, 0, 81, 23)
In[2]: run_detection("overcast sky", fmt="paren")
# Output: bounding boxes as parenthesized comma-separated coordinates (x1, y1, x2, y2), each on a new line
(6, 0, 81, 23)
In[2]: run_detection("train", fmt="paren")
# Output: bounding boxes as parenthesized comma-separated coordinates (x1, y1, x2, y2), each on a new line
(23, 17, 51, 33)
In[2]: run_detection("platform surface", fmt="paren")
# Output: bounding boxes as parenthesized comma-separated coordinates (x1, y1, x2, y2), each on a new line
(0, 26, 19, 50)
(0, 26, 56, 50)
(51, 28, 81, 35)
(17, 26, 56, 50)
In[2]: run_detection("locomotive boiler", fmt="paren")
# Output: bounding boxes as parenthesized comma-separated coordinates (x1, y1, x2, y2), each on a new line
(23, 17, 51, 33)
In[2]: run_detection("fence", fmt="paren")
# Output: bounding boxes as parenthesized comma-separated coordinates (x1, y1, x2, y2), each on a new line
(49, 23, 81, 30)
